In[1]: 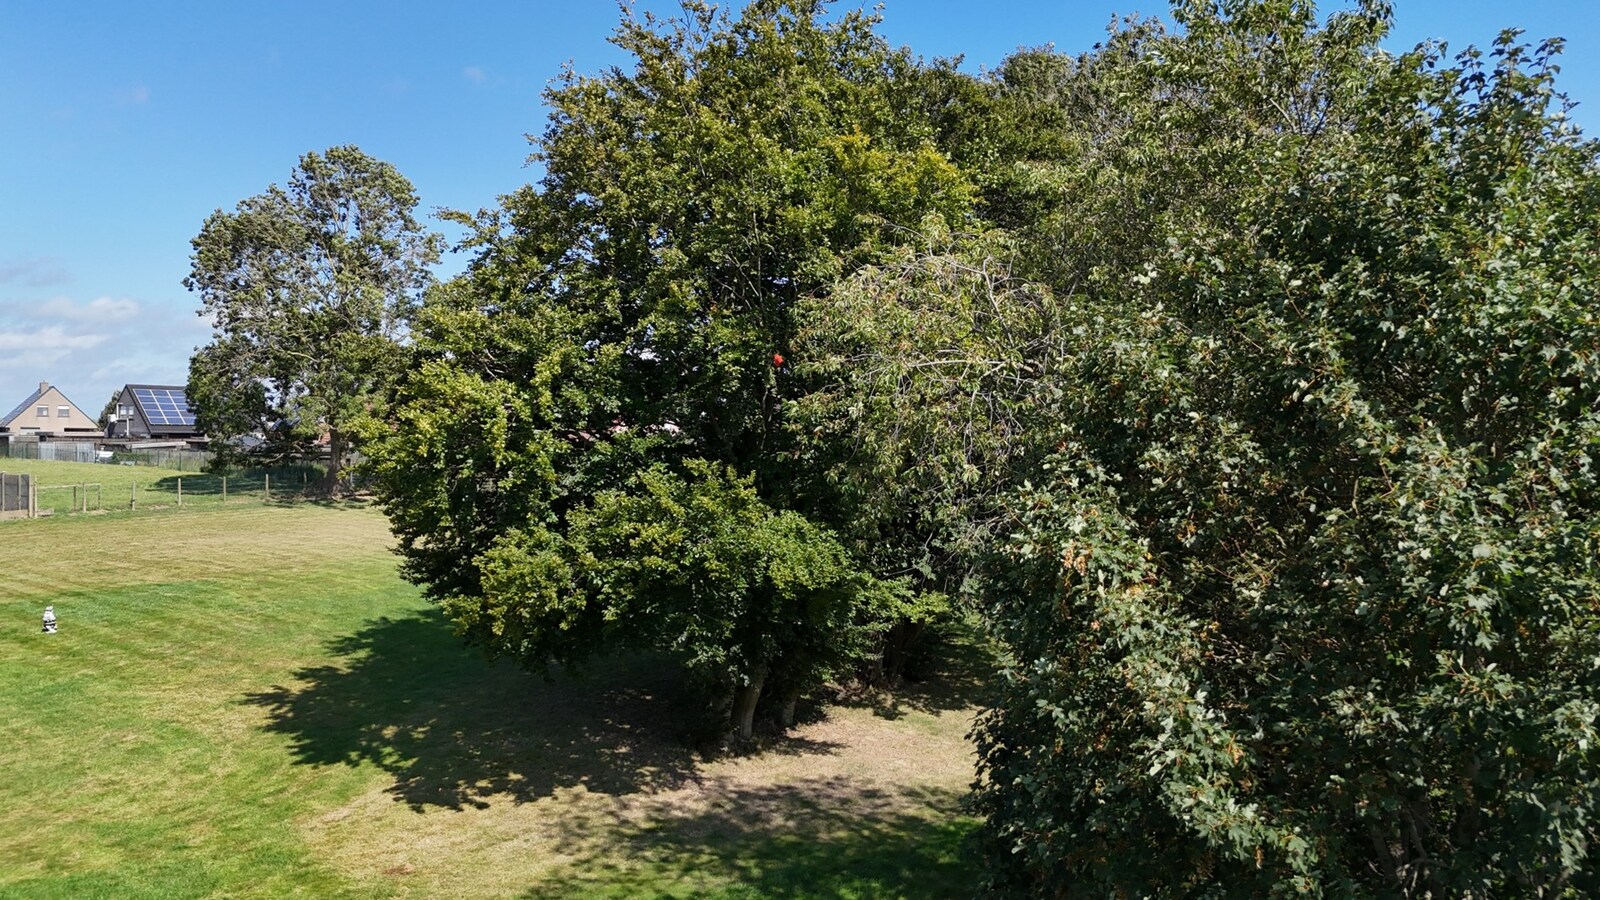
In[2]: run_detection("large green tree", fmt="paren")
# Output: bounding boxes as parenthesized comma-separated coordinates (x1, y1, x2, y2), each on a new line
(804, 0, 1600, 892)
(878, 1, 1600, 893)
(186, 146, 442, 487)
(789, 226, 1063, 676)
(368, 1, 971, 738)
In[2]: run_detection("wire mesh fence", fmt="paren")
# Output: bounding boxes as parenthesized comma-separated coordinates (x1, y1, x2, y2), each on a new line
(0, 441, 216, 472)
(19, 463, 330, 518)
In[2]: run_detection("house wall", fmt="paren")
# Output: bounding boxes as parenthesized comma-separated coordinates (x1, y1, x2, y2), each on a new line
(111, 387, 154, 438)
(4, 385, 99, 437)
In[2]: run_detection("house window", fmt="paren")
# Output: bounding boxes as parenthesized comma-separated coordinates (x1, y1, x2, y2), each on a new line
(58, 406, 70, 417)
(36, 406, 48, 417)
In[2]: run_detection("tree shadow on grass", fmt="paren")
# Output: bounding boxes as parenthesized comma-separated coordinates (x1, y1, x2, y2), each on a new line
(833, 621, 996, 723)
(242, 608, 845, 810)
(527, 776, 979, 899)
(146, 474, 368, 508)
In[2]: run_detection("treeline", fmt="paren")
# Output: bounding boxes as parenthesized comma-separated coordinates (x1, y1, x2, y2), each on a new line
(188, 0, 1600, 894)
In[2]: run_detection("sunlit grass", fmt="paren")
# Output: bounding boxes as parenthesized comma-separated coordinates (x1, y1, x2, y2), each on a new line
(0, 502, 981, 898)
(0, 458, 324, 517)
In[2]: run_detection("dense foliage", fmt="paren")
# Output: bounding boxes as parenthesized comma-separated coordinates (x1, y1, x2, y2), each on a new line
(790, 228, 1064, 670)
(359, 0, 1600, 890)
(929, 2, 1600, 894)
(186, 146, 442, 486)
(474, 459, 873, 733)
(368, 0, 970, 738)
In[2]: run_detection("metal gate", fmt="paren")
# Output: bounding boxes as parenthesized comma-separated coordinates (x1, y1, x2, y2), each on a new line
(0, 473, 36, 520)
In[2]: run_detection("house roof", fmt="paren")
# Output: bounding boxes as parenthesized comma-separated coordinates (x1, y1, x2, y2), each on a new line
(122, 384, 200, 433)
(1, 387, 47, 426)
(2, 382, 93, 429)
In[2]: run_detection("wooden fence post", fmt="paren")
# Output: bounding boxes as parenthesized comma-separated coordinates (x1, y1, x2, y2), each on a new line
(222, 476, 228, 504)
(264, 473, 270, 504)
(178, 477, 183, 507)
(130, 480, 137, 511)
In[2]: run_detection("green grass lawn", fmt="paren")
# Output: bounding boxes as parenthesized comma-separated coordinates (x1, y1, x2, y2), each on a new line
(0, 458, 320, 516)
(0, 480, 981, 898)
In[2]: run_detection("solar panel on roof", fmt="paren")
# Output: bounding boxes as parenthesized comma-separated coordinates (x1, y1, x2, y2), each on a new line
(132, 387, 197, 427)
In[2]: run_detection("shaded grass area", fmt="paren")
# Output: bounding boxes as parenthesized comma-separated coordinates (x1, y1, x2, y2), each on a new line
(0, 502, 985, 898)
(246, 607, 982, 898)
(244, 610, 711, 810)
(528, 777, 977, 899)
(835, 619, 997, 726)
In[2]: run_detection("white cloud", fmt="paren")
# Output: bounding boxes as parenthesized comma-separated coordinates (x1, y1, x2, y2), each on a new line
(88, 358, 149, 381)
(0, 326, 107, 352)
(0, 294, 209, 413)
(0, 351, 78, 381)
(116, 84, 151, 105)
(463, 65, 488, 84)
(31, 296, 140, 322)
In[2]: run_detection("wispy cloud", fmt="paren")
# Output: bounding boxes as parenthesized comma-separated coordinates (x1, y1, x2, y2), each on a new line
(0, 296, 206, 403)
(0, 326, 107, 354)
(0, 350, 91, 387)
(30, 296, 140, 322)
(0, 257, 71, 288)
(115, 84, 151, 105)
(462, 65, 510, 89)
(0, 301, 112, 383)
(88, 358, 152, 382)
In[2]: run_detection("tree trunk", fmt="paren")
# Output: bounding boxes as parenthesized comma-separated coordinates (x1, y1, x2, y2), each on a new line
(778, 690, 800, 729)
(730, 663, 768, 741)
(323, 429, 345, 496)
(871, 618, 926, 686)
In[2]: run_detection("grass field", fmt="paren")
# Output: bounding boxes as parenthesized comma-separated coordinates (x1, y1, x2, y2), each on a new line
(0, 458, 319, 516)
(0, 461, 983, 898)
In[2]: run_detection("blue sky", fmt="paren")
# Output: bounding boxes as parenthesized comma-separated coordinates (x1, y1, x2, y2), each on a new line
(2, 0, 1595, 416)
